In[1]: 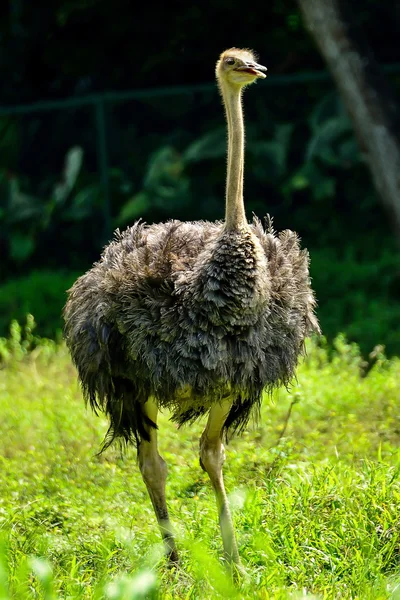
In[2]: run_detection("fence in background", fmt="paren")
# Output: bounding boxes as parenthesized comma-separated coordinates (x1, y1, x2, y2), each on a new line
(1, 64, 400, 243)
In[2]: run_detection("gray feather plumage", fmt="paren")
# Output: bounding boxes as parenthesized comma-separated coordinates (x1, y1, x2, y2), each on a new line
(64, 216, 320, 447)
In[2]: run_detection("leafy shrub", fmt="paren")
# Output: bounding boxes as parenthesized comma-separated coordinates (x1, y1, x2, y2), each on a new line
(0, 314, 56, 365)
(0, 147, 87, 266)
(0, 270, 81, 339)
(311, 246, 400, 355)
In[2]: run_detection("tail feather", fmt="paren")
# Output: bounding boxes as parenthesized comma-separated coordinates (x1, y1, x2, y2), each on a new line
(65, 314, 154, 449)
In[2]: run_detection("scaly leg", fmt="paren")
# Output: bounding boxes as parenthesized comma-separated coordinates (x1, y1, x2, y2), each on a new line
(138, 398, 178, 563)
(200, 400, 241, 566)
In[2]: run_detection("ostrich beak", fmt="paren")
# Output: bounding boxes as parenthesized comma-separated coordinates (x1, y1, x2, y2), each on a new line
(236, 62, 268, 79)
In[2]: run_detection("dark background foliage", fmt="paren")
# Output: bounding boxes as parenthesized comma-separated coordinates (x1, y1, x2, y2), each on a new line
(1, 0, 399, 354)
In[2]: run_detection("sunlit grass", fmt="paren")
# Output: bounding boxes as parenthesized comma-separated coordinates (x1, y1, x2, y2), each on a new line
(1, 331, 400, 598)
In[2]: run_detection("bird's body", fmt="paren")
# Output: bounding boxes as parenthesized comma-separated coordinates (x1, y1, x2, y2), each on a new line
(64, 48, 319, 567)
(65, 217, 317, 445)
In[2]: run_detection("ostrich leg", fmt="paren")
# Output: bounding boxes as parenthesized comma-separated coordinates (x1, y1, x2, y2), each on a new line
(138, 398, 178, 563)
(200, 400, 241, 565)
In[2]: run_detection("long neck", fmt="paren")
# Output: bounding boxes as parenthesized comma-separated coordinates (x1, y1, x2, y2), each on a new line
(220, 82, 247, 231)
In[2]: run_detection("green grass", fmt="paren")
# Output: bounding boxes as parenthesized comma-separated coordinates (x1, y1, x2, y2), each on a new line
(1, 330, 400, 599)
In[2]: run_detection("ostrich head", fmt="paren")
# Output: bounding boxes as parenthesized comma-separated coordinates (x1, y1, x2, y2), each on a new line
(216, 48, 267, 87)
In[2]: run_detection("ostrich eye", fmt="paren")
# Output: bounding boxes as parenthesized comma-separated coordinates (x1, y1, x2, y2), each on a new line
(225, 58, 235, 65)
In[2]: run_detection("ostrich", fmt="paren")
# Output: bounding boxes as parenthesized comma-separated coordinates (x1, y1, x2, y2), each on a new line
(64, 48, 320, 567)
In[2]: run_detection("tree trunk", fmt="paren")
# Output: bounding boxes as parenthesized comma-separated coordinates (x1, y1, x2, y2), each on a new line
(298, 0, 400, 238)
